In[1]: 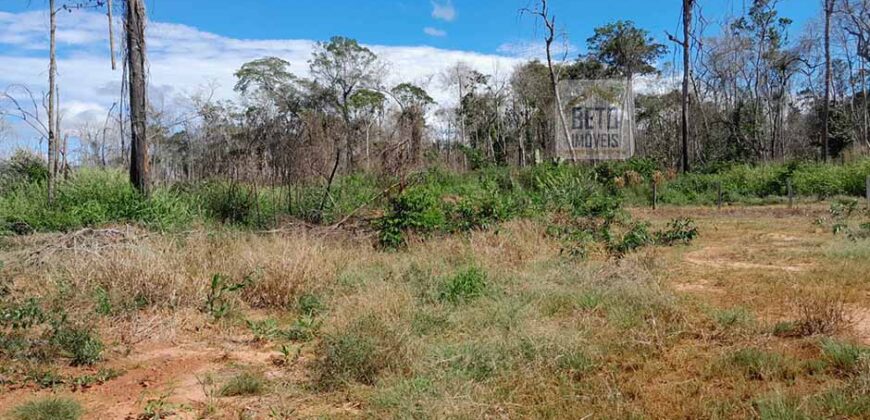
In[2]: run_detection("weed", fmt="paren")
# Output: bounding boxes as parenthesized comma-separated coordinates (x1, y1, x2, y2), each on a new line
(70, 368, 123, 390)
(726, 348, 796, 381)
(139, 392, 175, 419)
(655, 218, 699, 245)
(754, 393, 808, 420)
(9, 397, 83, 420)
(24, 368, 64, 389)
(820, 339, 868, 375)
(93, 287, 112, 316)
(297, 293, 325, 316)
(219, 371, 266, 397)
(556, 349, 597, 380)
(204, 273, 250, 320)
(281, 315, 321, 342)
(713, 307, 755, 329)
(246, 318, 279, 342)
(49, 320, 103, 366)
(791, 293, 851, 336)
(772, 321, 798, 337)
(437, 266, 487, 304)
(314, 315, 406, 390)
(0, 298, 45, 330)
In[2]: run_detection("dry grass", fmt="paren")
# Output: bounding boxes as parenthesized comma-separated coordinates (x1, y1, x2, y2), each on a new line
(0, 210, 869, 419)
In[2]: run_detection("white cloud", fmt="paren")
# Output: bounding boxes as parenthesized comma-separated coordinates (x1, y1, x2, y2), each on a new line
(0, 9, 524, 144)
(497, 40, 578, 60)
(431, 1, 456, 22)
(423, 27, 447, 37)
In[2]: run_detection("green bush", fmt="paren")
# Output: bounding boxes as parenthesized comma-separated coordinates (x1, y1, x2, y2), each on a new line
(378, 186, 445, 249)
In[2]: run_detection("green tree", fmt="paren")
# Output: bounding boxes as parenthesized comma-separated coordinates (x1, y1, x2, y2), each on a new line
(586, 20, 666, 80)
(309, 36, 383, 217)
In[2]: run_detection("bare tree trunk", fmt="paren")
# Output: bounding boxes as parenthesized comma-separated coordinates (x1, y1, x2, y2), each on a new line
(681, 0, 693, 172)
(55, 84, 61, 179)
(61, 134, 69, 180)
(108, 0, 117, 70)
(47, 0, 57, 203)
(536, 0, 576, 162)
(126, 0, 149, 196)
(823, 0, 834, 162)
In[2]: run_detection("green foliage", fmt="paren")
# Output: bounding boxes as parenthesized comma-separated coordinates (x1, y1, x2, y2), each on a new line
(282, 315, 321, 342)
(49, 319, 103, 366)
(0, 169, 192, 233)
(437, 267, 488, 304)
(246, 318, 279, 341)
(0, 150, 49, 188)
(378, 186, 445, 249)
(587, 20, 667, 77)
(10, 397, 83, 420)
(0, 298, 45, 330)
(609, 222, 653, 255)
(297, 293, 325, 316)
(655, 218, 699, 245)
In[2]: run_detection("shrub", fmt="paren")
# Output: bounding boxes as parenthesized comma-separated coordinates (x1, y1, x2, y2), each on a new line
(437, 267, 487, 304)
(314, 315, 407, 389)
(49, 321, 103, 366)
(609, 222, 653, 255)
(378, 187, 445, 249)
(10, 397, 83, 420)
(655, 218, 699, 246)
(792, 293, 850, 336)
(219, 371, 266, 397)
(0, 150, 49, 188)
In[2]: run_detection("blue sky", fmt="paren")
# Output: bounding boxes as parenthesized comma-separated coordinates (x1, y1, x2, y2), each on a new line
(0, 0, 822, 149)
(2, 0, 820, 56)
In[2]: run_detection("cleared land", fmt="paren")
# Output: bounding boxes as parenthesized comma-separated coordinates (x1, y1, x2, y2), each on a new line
(0, 204, 868, 419)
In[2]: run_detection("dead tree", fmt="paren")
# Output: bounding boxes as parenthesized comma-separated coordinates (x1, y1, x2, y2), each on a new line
(524, 0, 577, 162)
(48, 0, 58, 202)
(681, 0, 694, 172)
(668, 0, 695, 172)
(823, 0, 836, 162)
(125, 0, 149, 195)
(108, 0, 116, 70)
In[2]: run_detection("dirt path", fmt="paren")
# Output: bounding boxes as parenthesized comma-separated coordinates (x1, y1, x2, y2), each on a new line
(641, 205, 870, 345)
(0, 339, 288, 419)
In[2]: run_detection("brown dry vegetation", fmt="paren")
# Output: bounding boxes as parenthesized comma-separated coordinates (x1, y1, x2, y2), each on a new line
(0, 205, 868, 419)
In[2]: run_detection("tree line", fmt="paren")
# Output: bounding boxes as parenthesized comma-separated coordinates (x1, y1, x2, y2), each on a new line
(1, 0, 869, 201)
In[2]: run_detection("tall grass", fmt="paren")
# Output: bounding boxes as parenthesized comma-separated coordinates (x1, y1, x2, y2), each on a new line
(2, 154, 869, 234)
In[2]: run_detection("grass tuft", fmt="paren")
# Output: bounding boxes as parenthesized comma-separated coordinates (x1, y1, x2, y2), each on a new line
(10, 397, 83, 420)
(219, 371, 267, 397)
